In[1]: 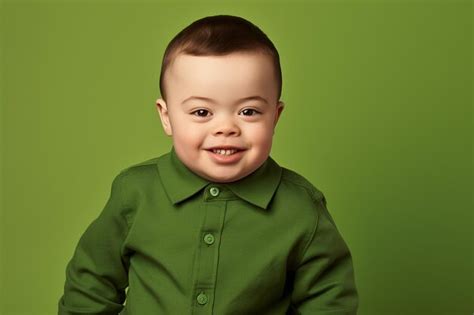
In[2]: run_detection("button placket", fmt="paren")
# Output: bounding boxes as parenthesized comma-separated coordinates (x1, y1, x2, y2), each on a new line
(190, 192, 228, 314)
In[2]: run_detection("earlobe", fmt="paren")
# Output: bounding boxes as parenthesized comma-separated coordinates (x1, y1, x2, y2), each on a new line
(155, 98, 173, 136)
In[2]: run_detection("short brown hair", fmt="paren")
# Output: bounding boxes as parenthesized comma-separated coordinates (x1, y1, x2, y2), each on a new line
(159, 15, 282, 103)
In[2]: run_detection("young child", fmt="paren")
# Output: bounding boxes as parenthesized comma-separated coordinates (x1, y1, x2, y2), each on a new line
(58, 14, 359, 315)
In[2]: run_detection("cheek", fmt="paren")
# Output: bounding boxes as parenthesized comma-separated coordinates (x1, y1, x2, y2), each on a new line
(245, 123, 274, 144)
(174, 125, 205, 147)
(169, 113, 208, 150)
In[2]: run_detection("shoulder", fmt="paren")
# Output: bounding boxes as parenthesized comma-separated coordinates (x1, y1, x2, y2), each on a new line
(273, 166, 328, 227)
(279, 166, 325, 203)
(119, 156, 160, 178)
(279, 166, 340, 231)
(277, 166, 333, 229)
(274, 166, 333, 269)
(111, 153, 166, 193)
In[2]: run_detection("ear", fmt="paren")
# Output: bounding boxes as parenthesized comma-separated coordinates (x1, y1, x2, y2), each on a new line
(155, 98, 173, 136)
(273, 100, 285, 127)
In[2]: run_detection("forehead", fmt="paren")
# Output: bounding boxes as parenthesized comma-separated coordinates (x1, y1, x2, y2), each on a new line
(166, 52, 277, 103)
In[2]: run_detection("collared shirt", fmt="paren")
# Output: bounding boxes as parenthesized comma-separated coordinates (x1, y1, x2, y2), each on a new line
(58, 146, 359, 315)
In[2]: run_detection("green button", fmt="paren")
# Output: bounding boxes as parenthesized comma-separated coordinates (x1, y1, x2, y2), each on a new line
(196, 292, 208, 305)
(209, 187, 220, 197)
(204, 233, 215, 245)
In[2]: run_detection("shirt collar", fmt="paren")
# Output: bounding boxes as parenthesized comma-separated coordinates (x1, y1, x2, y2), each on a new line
(156, 146, 282, 210)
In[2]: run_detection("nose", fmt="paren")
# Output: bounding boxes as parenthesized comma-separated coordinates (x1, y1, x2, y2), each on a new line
(212, 115, 240, 137)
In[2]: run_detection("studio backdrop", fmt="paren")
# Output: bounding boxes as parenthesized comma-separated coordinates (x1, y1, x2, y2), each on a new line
(0, 1, 472, 314)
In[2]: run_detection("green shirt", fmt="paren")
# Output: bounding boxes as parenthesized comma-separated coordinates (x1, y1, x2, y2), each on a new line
(58, 146, 359, 315)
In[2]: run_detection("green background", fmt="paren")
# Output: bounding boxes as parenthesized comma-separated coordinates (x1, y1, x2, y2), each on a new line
(1, 1, 472, 314)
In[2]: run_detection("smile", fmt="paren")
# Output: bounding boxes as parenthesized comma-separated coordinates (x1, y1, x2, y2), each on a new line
(211, 149, 239, 155)
(206, 149, 246, 164)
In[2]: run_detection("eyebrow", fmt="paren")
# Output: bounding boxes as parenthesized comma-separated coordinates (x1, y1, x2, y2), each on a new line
(181, 95, 269, 106)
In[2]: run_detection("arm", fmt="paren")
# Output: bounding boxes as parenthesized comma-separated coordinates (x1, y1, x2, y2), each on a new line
(58, 173, 131, 315)
(289, 194, 359, 315)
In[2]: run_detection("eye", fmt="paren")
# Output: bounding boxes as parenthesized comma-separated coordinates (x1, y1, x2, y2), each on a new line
(191, 109, 211, 117)
(240, 108, 261, 116)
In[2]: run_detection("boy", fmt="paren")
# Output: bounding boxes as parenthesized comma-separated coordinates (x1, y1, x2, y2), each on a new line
(58, 14, 359, 315)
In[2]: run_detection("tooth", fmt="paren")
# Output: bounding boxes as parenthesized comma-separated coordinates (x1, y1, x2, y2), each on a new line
(211, 149, 238, 155)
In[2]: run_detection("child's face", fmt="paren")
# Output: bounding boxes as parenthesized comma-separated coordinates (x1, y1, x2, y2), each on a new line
(156, 52, 284, 183)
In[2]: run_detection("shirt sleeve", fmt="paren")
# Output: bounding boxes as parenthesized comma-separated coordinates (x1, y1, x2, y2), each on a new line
(289, 193, 359, 315)
(58, 172, 131, 315)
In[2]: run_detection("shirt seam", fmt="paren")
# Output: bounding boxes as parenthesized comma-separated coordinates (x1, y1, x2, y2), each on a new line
(154, 160, 176, 205)
(116, 170, 134, 260)
(280, 174, 323, 203)
(297, 189, 321, 267)
(280, 174, 324, 266)
(306, 307, 358, 314)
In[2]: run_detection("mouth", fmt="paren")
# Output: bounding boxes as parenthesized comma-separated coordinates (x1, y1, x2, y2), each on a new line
(205, 147, 246, 156)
